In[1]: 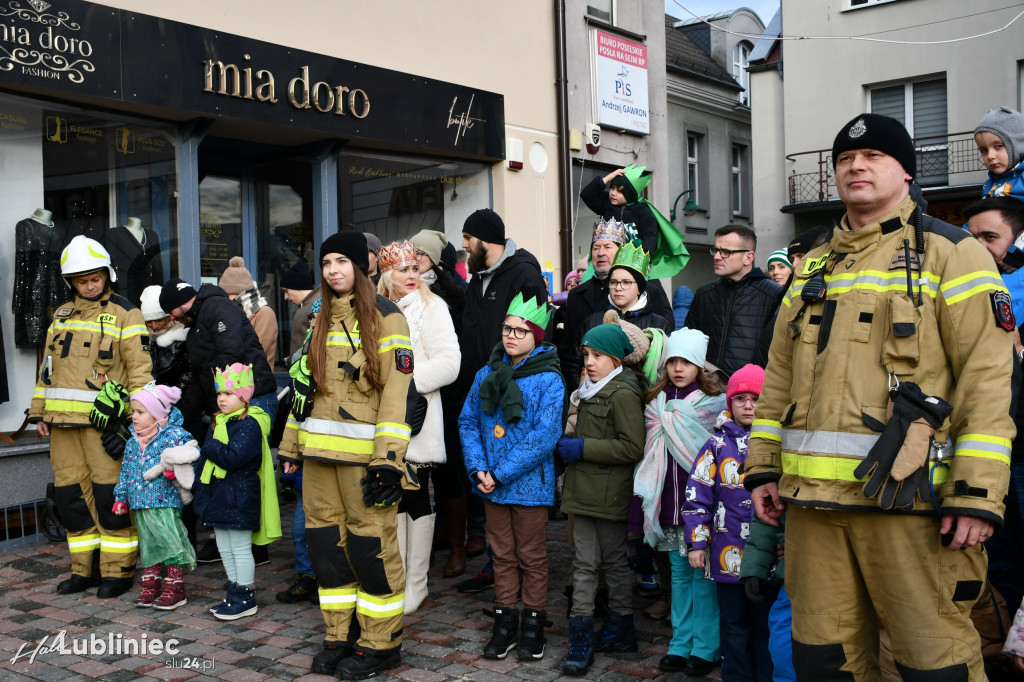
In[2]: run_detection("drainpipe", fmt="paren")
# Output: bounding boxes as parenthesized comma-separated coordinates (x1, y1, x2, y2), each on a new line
(555, 0, 573, 275)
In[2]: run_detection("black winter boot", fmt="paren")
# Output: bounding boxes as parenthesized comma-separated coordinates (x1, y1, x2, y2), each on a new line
(593, 609, 638, 652)
(561, 616, 595, 676)
(517, 609, 551, 660)
(483, 607, 519, 660)
(57, 551, 102, 594)
(335, 645, 402, 680)
(311, 641, 353, 674)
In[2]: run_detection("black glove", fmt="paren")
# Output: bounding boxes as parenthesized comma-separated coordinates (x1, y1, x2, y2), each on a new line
(101, 418, 131, 459)
(360, 467, 403, 507)
(743, 577, 764, 603)
(854, 382, 952, 511)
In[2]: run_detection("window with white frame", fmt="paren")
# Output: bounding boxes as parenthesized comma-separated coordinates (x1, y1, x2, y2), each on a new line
(733, 42, 751, 105)
(869, 77, 947, 185)
(848, 0, 899, 8)
(586, 0, 614, 23)
(731, 144, 744, 216)
(687, 133, 700, 205)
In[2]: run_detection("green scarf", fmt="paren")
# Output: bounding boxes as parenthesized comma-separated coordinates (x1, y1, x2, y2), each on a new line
(479, 343, 565, 424)
(200, 406, 282, 546)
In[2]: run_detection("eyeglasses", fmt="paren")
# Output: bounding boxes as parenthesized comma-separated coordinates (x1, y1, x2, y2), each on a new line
(710, 247, 750, 258)
(415, 250, 427, 257)
(608, 279, 636, 290)
(731, 395, 759, 406)
(501, 324, 530, 339)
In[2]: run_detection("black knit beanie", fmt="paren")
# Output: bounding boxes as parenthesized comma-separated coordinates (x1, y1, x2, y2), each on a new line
(832, 113, 916, 179)
(281, 259, 315, 290)
(609, 175, 639, 203)
(320, 232, 369, 274)
(463, 208, 506, 244)
(159, 277, 197, 312)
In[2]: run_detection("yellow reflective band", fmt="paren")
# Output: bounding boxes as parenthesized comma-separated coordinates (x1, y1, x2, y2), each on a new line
(355, 591, 405, 618)
(32, 387, 45, 399)
(326, 331, 361, 348)
(120, 324, 147, 339)
(319, 587, 358, 610)
(782, 452, 950, 485)
(375, 422, 411, 441)
(941, 272, 1008, 306)
(378, 335, 412, 352)
(955, 434, 1012, 466)
(44, 399, 93, 414)
(68, 534, 101, 552)
(53, 320, 124, 338)
(304, 433, 375, 455)
(751, 419, 782, 443)
(100, 536, 139, 553)
(823, 270, 940, 299)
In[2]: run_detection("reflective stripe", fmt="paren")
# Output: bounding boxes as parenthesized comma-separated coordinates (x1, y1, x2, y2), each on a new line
(356, 591, 405, 617)
(751, 419, 782, 443)
(68, 534, 101, 552)
(304, 418, 376, 440)
(782, 429, 879, 458)
(955, 434, 1012, 466)
(824, 270, 940, 299)
(941, 272, 1007, 306)
(44, 399, 93, 414)
(378, 335, 412, 352)
(52, 320, 126, 337)
(100, 535, 138, 553)
(326, 331, 361, 348)
(319, 587, 358, 610)
(375, 422, 411, 441)
(782, 452, 950, 485)
(305, 434, 375, 455)
(45, 388, 100, 402)
(32, 387, 45, 399)
(120, 324, 147, 339)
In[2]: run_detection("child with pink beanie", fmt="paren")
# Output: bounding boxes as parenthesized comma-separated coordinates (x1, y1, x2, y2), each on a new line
(112, 382, 199, 610)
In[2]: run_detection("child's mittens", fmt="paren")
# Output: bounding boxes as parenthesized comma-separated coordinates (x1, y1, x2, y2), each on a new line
(112, 501, 129, 516)
(743, 576, 764, 603)
(555, 435, 584, 463)
(164, 470, 177, 481)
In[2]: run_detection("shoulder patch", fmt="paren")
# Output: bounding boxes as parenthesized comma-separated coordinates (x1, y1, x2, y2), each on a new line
(54, 306, 74, 318)
(395, 347, 413, 374)
(991, 291, 1016, 332)
(108, 293, 138, 310)
(922, 216, 970, 245)
(375, 295, 401, 316)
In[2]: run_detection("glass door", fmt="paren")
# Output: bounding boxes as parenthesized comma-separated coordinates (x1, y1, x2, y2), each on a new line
(198, 172, 245, 284)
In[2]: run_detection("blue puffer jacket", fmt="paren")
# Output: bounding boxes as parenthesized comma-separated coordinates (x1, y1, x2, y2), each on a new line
(114, 407, 195, 510)
(193, 414, 263, 530)
(459, 344, 565, 507)
(982, 158, 1024, 202)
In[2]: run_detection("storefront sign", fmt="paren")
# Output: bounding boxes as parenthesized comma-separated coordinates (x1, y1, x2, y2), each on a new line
(0, 0, 505, 160)
(593, 30, 649, 135)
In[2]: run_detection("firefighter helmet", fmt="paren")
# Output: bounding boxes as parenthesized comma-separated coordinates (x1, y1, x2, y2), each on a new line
(60, 235, 116, 288)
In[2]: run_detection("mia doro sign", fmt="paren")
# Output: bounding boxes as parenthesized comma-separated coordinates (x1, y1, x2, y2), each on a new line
(0, 0, 505, 160)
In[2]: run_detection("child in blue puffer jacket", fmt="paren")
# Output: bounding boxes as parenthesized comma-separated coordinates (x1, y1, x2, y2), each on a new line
(460, 290, 566, 662)
(113, 382, 198, 611)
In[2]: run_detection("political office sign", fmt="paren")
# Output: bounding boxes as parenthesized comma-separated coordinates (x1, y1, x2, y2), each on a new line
(593, 30, 649, 135)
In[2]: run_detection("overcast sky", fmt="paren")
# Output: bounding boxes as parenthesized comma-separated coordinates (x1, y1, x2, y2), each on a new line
(664, 0, 780, 27)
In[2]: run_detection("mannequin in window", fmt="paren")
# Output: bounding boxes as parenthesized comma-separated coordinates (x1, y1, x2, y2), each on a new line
(13, 208, 68, 348)
(103, 216, 163, 304)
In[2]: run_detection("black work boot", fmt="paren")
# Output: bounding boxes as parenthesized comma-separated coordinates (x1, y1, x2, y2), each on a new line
(276, 573, 317, 603)
(518, 609, 551, 660)
(335, 645, 402, 680)
(311, 641, 353, 674)
(96, 577, 134, 599)
(593, 609, 638, 653)
(482, 607, 519, 660)
(561, 616, 595, 676)
(57, 551, 101, 594)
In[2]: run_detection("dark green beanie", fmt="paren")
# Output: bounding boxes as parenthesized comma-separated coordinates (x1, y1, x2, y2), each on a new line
(581, 324, 633, 361)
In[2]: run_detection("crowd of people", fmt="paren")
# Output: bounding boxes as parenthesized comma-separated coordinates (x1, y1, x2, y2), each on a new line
(24, 106, 1024, 682)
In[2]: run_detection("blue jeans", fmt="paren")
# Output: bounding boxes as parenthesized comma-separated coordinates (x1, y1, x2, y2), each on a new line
(716, 581, 777, 682)
(294, 494, 314, 576)
(249, 391, 280, 435)
(667, 550, 720, 661)
(768, 584, 796, 682)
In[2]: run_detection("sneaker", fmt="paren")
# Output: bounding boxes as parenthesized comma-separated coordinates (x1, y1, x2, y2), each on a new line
(335, 645, 402, 680)
(252, 543, 270, 567)
(276, 574, 317, 604)
(457, 569, 494, 594)
(636, 571, 660, 594)
(195, 538, 221, 564)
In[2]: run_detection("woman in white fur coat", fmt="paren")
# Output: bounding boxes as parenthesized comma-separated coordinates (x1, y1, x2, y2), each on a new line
(377, 241, 461, 613)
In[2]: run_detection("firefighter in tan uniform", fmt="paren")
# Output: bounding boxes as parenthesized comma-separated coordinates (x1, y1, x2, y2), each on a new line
(279, 232, 417, 681)
(746, 114, 1015, 681)
(29, 236, 153, 598)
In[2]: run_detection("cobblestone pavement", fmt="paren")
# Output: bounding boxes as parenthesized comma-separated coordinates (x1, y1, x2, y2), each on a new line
(0, 502, 721, 681)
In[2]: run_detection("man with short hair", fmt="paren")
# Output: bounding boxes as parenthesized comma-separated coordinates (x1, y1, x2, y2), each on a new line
(364, 232, 383, 285)
(747, 113, 1015, 679)
(684, 225, 782, 375)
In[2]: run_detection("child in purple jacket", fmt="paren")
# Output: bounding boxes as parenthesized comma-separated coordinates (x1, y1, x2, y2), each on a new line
(682, 364, 774, 682)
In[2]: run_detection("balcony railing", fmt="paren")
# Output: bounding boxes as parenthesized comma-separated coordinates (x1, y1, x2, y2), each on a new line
(785, 131, 987, 205)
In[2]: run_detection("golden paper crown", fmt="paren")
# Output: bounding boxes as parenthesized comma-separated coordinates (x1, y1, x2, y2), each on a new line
(610, 238, 651, 279)
(378, 240, 419, 273)
(214, 363, 254, 392)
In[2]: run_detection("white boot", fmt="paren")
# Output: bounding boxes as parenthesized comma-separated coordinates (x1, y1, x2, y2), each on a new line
(396, 512, 409, 570)
(404, 513, 435, 614)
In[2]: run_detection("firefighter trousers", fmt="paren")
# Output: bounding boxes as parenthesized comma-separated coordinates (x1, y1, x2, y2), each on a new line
(49, 426, 138, 579)
(303, 459, 405, 651)
(787, 505, 987, 682)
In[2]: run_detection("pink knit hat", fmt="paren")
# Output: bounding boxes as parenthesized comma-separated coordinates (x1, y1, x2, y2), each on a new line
(726, 364, 765, 405)
(133, 382, 181, 421)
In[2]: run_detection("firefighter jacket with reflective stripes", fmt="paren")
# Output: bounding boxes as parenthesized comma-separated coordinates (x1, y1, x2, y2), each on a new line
(279, 294, 416, 477)
(745, 196, 1015, 525)
(29, 289, 153, 426)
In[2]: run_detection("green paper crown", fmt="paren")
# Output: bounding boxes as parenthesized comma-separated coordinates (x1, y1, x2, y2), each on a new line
(506, 291, 554, 330)
(621, 164, 651, 195)
(214, 364, 255, 392)
(611, 238, 651, 279)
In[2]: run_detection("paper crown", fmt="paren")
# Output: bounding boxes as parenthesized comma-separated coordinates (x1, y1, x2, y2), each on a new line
(621, 164, 651, 195)
(610, 238, 651, 279)
(506, 290, 554, 330)
(378, 240, 418, 273)
(592, 218, 635, 245)
(214, 364, 254, 392)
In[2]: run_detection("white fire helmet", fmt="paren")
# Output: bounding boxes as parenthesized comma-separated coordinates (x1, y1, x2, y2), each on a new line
(60, 235, 117, 288)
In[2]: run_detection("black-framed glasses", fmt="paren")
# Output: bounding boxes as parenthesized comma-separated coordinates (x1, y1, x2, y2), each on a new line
(608, 279, 636, 290)
(501, 324, 530, 339)
(709, 247, 750, 258)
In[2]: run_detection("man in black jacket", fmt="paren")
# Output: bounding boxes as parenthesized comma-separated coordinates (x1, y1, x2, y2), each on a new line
(684, 225, 783, 376)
